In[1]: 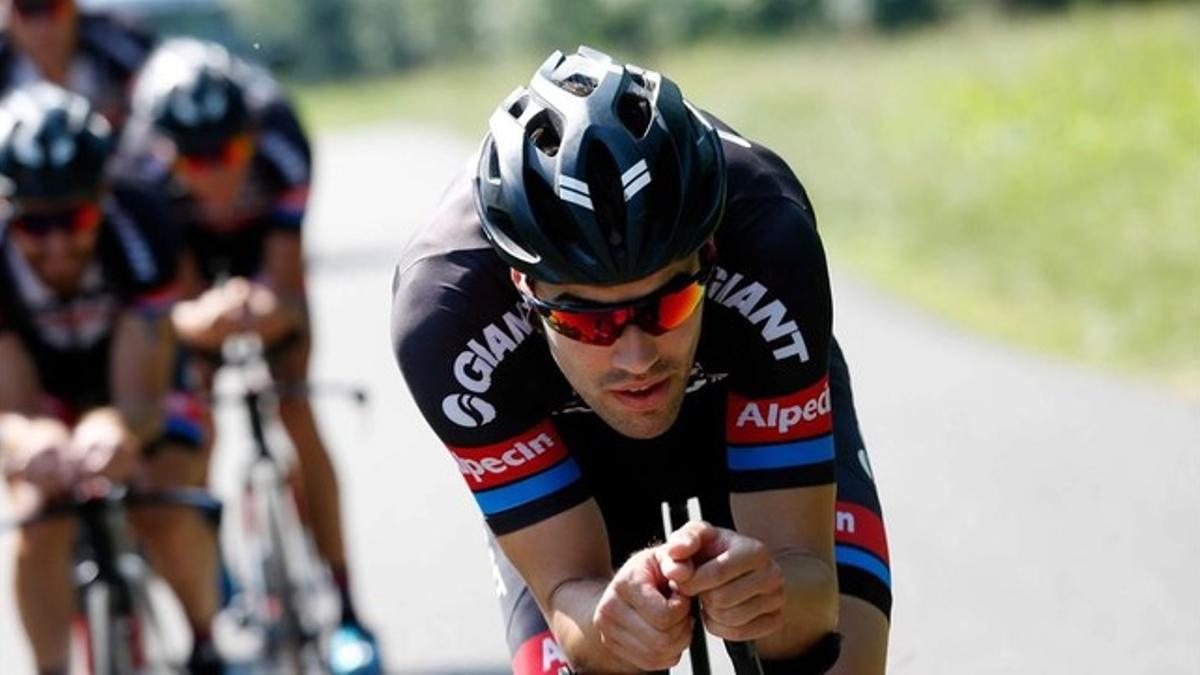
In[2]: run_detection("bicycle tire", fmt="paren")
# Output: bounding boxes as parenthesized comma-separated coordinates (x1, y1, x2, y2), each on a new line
(263, 476, 329, 675)
(244, 469, 328, 675)
(84, 582, 112, 675)
(83, 581, 139, 675)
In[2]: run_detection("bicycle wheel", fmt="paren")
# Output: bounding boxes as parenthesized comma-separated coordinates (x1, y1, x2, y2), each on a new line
(82, 580, 140, 675)
(243, 465, 329, 675)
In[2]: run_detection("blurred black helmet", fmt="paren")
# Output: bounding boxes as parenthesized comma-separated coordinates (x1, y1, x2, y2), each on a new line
(0, 82, 113, 202)
(475, 46, 726, 285)
(135, 38, 250, 156)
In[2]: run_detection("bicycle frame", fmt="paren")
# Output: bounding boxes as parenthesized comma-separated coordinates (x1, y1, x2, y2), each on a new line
(2, 485, 222, 675)
(215, 334, 359, 674)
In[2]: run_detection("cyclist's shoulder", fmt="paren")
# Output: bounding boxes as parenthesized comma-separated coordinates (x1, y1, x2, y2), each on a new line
(76, 12, 156, 75)
(97, 184, 179, 292)
(250, 90, 312, 191)
(392, 168, 504, 302)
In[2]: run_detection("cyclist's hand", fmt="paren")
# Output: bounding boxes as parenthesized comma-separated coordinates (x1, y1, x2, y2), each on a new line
(2, 418, 73, 493)
(173, 278, 293, 348)
(661, 520, 786, 642)
(173, 283, 242, 350)
(69, 409, 138, 483)
(239, 280, 296, 346)
(592, 547, 694, 671)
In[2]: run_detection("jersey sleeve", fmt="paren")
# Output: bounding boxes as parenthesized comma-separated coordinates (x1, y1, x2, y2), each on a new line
(255, 100, 312, 233)
(716, 186, 835, 493)
(107, 186, 182, 316)
(391, 215, 590, 535)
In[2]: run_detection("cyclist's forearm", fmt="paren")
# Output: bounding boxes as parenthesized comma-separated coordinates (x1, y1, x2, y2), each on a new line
(110, 311, 172, 441)
(756, 549, 839, 659)
(0, 412, 30, 456)
(548, 577, 639, 673)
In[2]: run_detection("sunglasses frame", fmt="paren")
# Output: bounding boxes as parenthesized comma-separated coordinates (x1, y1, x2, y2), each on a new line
(10, 201, 103, 239)
(12, 0, 69, 18)
(519, 258, 716, 346)
(174, 134, 255, 174)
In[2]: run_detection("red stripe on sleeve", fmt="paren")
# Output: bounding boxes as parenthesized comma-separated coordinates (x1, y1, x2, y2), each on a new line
(512, 630, 569, 675)
(447, 420, 568, 492)
(727, 375, 832, 444)
(835, 501, 890, 564)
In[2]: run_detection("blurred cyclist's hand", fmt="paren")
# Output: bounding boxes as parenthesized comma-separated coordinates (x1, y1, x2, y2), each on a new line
(661, 520, 786, 642)
(69, 409, 138, 483)
(2, 417, 73, 493)
(173, 277, 294, 349)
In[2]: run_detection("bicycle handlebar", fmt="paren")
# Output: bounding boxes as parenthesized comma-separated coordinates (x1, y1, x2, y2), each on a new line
(0, 484, 223, 532)
(665, 496, 765, 675)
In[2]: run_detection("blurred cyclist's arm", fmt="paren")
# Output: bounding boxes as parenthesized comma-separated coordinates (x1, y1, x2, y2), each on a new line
(0, 332, 73, 491)
(254, 96, 313, 347)
(109, 304, 175, 444)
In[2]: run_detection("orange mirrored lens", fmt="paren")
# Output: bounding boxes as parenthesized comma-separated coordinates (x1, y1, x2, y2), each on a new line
(176, 135, 253, 173)
(539, 280, 705, 346)
(12, 202, 102, 237)
(653, 282, 706, 331)
(70, 203, 102, 234)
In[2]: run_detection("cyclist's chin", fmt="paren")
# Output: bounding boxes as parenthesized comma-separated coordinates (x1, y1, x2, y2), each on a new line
(592, 379, 686, 440)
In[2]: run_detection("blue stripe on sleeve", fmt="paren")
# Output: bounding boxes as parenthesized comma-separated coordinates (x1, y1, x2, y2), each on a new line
(836, 545, 892, 588)
(164, 416, 204, 447)
(727, 435, 835, 471)
(474, 460, 582, 516)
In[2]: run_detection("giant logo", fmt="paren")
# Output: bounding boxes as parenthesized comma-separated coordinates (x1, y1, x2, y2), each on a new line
(707, 266, 810, 363)
(441, 394, 497, 428)
(443, 304, 534, 427)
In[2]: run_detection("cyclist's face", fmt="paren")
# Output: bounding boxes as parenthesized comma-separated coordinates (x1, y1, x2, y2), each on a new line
(533, 254, 705, 440)
(172, 135, 255, 227)
(9, 0, 78, 70)
(8, 198, 102, 294)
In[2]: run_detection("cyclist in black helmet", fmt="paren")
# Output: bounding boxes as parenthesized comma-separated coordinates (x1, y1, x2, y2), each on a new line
(393, 47, 890, 673)
(114, 37, 382, 671)
(0, 0, 154, 130)
(0, 82, 223, 675)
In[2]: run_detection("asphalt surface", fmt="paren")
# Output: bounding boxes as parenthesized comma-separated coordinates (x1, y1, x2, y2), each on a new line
(2, 123, 1198, 674)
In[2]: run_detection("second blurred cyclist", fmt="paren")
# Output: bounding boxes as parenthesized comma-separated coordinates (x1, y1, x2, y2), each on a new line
(115, 37, 381, 671)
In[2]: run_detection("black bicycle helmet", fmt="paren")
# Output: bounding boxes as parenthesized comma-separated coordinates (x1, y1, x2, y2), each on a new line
(0, 82, 113, 201)
(135, 38, 250, 156)
(474, 46, 726, 285)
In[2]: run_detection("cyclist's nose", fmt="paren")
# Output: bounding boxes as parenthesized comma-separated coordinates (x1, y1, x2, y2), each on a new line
(609, 324, 659, 375)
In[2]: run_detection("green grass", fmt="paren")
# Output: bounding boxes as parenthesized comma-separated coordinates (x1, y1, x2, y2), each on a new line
(290, 3, 1200, 395)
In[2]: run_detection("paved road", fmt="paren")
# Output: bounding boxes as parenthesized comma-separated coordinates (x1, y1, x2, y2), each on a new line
(3, 124, 1198, 674)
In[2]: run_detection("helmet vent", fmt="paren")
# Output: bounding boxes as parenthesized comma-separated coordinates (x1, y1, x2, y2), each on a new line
(506, 94, 529, 120)
(617, 93, 653, 138)
(559, 74, 598, 97)
(485, 143, 501, 181)
(527, 110, 562, 157)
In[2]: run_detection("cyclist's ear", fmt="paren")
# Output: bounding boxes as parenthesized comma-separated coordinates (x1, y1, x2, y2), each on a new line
(511, 269, 545, 334)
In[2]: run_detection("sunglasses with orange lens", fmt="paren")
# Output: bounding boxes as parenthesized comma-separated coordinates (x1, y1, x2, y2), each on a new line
(10, 202, 102, 238)
(175, 135, 254, 173)
(520, 261, 715, 346)
(13, 0, 69, 18)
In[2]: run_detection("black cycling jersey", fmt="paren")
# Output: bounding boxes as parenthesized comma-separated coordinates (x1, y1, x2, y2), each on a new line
(0, 12, 154, 129)
(114, 62, 311, 284)
(0, 185, 178, 416)
(391, 117, 893, 655)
